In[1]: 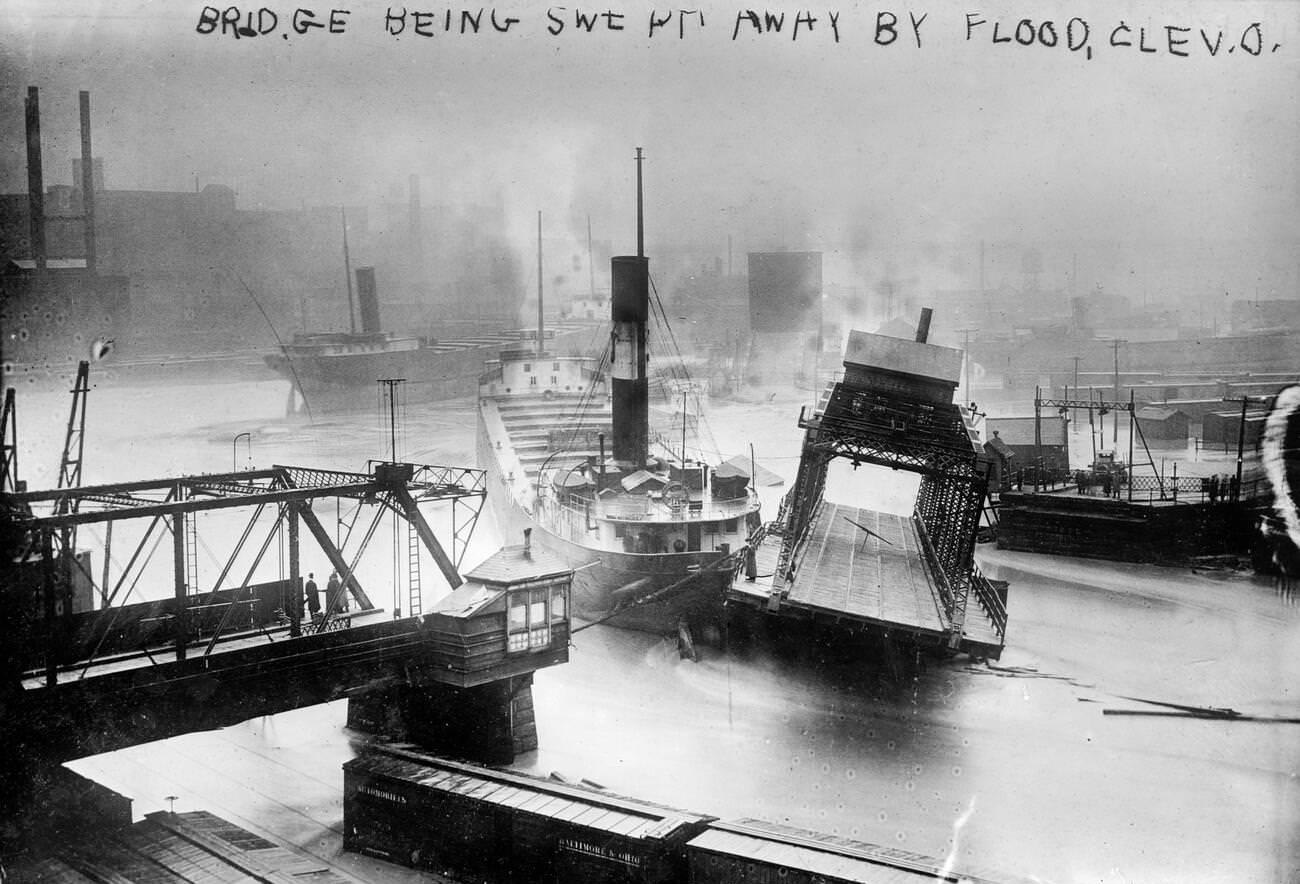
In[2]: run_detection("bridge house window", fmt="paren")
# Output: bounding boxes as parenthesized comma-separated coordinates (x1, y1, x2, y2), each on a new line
(508, 586, 562, 652)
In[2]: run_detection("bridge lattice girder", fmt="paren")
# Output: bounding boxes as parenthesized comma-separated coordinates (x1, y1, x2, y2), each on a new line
(778, 383, 990, 644)
(10, 464, 486, 529)
(4, 462, 488, 684)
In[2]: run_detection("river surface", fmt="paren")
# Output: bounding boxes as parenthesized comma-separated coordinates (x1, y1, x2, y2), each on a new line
(14, 377, 1299, 884)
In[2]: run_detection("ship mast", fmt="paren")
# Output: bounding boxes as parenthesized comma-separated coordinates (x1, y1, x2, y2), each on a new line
(341, 206, 357, 334)
(610, 148, 650, 470)
(537, 210, 545, 357)
(636, 147, 644, 259)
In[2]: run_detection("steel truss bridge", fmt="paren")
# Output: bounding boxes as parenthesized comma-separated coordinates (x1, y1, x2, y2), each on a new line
(735, 377, 1006, 658)
(1, 461, 487, 800)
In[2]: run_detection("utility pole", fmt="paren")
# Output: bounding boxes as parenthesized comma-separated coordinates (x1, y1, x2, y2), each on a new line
(378, 378, 405, 463)
(1072, 356, 1081, 416)
(958, 328, 976, 407)
(1111, 338, 1125, 444)
(1089, 387, 1097, 463)
(1033, 386, 1042, 492)
(1127, 391, 1135, 502)
(1234, 396, 1248, 500)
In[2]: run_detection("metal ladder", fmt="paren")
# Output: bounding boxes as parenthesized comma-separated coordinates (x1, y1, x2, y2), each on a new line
(406, 517, 422, 617)
(184, 510, 199, 596)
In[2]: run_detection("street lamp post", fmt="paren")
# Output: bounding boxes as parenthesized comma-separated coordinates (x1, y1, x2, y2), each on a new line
(232, 432, 251, 472)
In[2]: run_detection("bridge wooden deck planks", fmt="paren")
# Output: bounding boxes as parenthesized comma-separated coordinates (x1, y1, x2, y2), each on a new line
(785, 503, 947, 636)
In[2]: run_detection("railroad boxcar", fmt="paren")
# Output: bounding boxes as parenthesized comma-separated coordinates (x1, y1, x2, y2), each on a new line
(686, 818, 1016, 884)
(344, 746, 713, 883)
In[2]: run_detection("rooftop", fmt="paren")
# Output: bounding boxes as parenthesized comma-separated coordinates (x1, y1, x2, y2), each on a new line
(842, 330, 963, 385)
(466, 540, 573, 585)
(426, 580, 502, 618)
(347, 748, 711, 840)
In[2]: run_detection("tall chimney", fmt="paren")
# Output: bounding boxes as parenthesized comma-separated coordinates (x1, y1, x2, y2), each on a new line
(79, 90, 96, 273)
(915, 307, 933, 344)
(25, 86, 46, 270)
(523, 528, 532, 559)
(408, 174, 423, 270)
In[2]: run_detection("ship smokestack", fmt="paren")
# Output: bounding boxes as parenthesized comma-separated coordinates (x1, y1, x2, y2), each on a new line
(356, 266, 381, 334)
(915, 307, 933, 344)
(25, 86, 46, 270)
(79, 90, 96, 273)
(610, 149, 649, 469)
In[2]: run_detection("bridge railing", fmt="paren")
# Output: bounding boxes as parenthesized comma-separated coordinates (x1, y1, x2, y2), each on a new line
(911, 514, 957, 620)
(1122, 473, 1267, 504)
(970, 562, 1008, 640)
(1006, 468, 1269, 505)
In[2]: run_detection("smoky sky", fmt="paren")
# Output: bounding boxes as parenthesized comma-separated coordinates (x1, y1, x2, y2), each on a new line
(1, 0, 1297, 302)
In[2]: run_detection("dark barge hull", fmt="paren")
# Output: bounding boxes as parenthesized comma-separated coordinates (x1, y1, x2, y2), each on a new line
(995, 491, 1263, 564)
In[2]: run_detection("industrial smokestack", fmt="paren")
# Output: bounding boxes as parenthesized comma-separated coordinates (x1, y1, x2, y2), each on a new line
(25, 86, 46, 270)
(355, 266, 381, 334)
(915, 307, 933, 344)
(408, 174, 423, 269)
(79, 90, 96, 273)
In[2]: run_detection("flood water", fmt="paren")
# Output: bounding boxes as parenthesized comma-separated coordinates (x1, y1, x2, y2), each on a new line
(15, 376, 1299, 883)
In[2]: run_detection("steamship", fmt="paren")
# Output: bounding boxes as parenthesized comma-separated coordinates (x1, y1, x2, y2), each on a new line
(265, 266, 599, 407)
(476, 151, 763, 634)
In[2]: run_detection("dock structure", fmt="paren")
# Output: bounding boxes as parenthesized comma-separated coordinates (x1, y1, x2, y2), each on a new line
(731, 320, 1007, 659)
(12, 809, 367, 884)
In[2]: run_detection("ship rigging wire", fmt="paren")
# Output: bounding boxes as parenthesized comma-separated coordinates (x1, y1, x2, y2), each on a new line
(233, 271, 315, 425)
(548, 337, 613, 459)
(647, 272, 720, 464)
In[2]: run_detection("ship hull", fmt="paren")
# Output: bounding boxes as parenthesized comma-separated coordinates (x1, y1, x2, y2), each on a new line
(265, 346, 485, 404)
(266, 324, 603, 407)
(476, 406, 730, 635)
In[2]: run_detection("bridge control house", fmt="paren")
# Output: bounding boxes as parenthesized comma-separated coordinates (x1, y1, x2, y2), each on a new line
(347, 530, 571, 764)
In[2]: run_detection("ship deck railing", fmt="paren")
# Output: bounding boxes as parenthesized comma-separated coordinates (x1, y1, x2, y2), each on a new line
(594, 491, 759, 524)
(538, 490, 759, 529)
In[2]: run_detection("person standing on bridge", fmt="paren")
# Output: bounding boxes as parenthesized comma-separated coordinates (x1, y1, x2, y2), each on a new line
(326, 571, 345, 615)
(304, 573, 321, 622)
